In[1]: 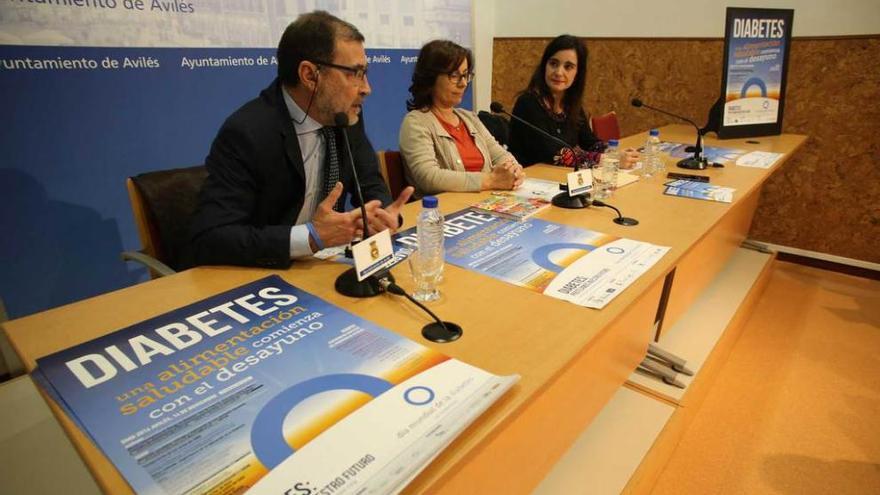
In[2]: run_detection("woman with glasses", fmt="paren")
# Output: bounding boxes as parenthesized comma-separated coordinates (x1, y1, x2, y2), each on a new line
(509, 35, 639, 168)
(400, 40, 524, 197)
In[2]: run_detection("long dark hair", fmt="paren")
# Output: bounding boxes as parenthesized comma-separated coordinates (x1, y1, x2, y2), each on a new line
(407, 40, 473, 111)
(523, 35, 588, 127)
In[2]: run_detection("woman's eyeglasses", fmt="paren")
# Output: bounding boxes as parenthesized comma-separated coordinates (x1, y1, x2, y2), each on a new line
(447, 71, 475, 85)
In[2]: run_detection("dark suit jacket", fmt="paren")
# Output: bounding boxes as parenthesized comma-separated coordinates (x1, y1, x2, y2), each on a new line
(189, 78, 392, 268)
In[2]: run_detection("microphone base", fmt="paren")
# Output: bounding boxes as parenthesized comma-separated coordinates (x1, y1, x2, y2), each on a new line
(551, 192, 591, 209)
(613, 217, 640, 226)
(422, 321, 463, 343)
(677, 157, 709, 170)
(335, 268, 394, 298)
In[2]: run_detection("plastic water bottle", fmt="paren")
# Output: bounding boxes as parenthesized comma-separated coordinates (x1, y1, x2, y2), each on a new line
(643, 128, 661, 177)
(413, 196, 444, 301)
(595, 139, 620, 199)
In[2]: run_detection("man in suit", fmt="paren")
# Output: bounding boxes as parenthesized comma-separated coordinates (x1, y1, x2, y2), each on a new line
(190, 11, 413, 268)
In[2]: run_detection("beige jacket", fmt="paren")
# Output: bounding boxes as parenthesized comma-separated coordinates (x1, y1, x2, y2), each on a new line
(399, 108, 516, 196)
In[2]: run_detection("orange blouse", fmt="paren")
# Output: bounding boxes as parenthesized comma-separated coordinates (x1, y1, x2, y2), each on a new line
(436, 117, 485, 172)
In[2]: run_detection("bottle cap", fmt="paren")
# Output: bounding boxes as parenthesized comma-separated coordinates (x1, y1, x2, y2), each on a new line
(422, 196, 438, 208)
(608, 139, 619, 147)
(650, 129, 659, 136)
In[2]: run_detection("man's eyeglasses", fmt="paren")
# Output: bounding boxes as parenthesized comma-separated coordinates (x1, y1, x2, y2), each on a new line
(447, 71, 475, 85)
(311, 60, 369, 81)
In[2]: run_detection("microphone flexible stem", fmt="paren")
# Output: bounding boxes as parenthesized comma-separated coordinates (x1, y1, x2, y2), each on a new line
(633, 99, 704, 159)
(491, 103, 579, 168)
(336, 122, 371, 239)
(380, 278, 449, 332)
(505, 111, 572, 150)
(591, 199, 623, 219)
(638, 102, 702, 132)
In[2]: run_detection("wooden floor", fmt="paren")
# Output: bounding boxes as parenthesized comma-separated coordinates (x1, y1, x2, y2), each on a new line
(650, 260, 880, 494)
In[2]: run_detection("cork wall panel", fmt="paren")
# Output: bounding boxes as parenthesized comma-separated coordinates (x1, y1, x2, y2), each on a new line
(749, 38, 880, 262)
(493, 37, 880, 263)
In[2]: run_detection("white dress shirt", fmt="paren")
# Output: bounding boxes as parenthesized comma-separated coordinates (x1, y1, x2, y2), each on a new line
(283, 89, 328, 258)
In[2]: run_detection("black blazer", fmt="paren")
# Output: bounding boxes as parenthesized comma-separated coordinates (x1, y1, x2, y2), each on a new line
(189, 79, 391, 268)
(509, 91, 600, 166)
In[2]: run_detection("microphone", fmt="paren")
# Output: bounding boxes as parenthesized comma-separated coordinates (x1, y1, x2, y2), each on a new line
(590, 199, 639, 226)
(490, 101, 590, 210)
(630, 98, 710, 170)
(332, 112, 393, 298)
(378, 278, 463, 343)
(331, 115, 462, 341)
(490, 101, 573, 155)
(334, 112, 370, 240)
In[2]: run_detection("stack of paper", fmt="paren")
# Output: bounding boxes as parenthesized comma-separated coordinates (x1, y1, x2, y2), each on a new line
(471, 193, 551, 221)
(736, 151, 783, 168)
(664, 179, 735, 203)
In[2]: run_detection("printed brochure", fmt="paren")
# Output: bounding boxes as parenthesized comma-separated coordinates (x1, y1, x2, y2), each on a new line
(664, 179, 735, 203)
(394, 209, 668, 309)
(35, 276, 517, 495)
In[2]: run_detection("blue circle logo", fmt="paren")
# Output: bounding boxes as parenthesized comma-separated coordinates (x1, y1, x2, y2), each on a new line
(606, 246, 625, 254)
(404, 386, 435, 405)
(741, 77, 768, 98)
(532, 243, 595, 272)
(250, 373, 392, 469)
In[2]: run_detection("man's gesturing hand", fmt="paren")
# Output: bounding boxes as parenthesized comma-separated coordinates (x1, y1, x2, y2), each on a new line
(310, 183, 362, 250)
(365, 186, 415, 235)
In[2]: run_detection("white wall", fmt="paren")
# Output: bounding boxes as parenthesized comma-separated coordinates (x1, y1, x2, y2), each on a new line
(472, 0, 496, 111)
(494, 0, 880, 38)
(472, 0, 880, 109)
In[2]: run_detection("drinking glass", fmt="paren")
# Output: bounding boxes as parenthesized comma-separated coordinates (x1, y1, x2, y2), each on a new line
(407, 249, 442, 302)
(592, 166, 611, 200)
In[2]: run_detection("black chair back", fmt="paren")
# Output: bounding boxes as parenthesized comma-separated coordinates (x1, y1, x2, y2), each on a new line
(130, 165, 207, 271)
(478, 111, 510, 147)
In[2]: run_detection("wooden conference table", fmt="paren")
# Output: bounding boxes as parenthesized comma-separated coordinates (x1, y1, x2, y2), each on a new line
(2, 125, 806, 494)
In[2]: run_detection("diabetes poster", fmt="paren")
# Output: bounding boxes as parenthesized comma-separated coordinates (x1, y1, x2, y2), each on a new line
(718, 7, 794, 138)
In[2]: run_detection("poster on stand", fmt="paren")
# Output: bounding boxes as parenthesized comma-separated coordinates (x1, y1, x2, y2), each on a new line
(717, 7, 794, 139)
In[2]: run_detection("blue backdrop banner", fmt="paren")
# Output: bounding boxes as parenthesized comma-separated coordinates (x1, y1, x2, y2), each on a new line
(0, 1, 472, 318)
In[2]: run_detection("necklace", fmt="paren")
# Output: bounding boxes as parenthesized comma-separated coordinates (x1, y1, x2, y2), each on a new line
(432, 108, 461, 130)
(541, 96, 567, 122)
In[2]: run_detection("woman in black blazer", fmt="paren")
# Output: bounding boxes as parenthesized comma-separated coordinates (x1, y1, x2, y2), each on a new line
(509, 35, 639, 169)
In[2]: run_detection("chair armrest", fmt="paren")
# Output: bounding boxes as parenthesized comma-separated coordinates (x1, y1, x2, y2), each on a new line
(120, 251, 175, 277)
